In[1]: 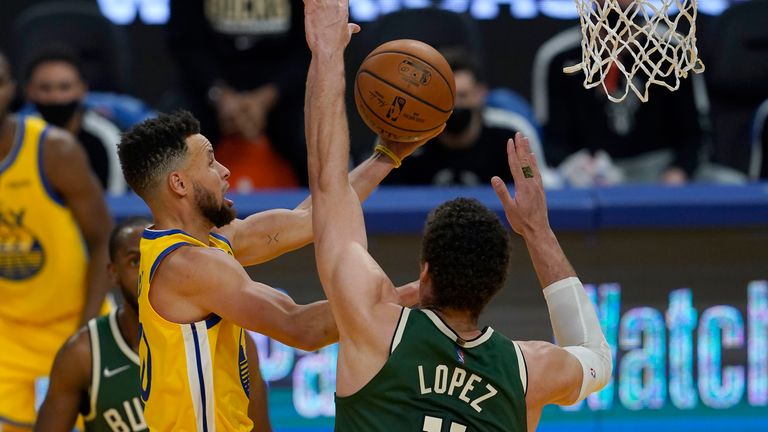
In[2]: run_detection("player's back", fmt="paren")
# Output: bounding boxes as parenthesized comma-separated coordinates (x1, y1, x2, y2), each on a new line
(335, 308, 527, 431)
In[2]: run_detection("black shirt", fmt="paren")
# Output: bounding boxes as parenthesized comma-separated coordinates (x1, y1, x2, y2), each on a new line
(385, 125, 516, 186)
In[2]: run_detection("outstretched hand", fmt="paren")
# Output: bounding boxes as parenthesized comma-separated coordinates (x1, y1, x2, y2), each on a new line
(491, 133, 550, 237)
(304, 0, 360, 54)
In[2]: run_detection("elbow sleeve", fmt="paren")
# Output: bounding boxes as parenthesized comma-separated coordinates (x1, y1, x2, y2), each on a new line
(544, 277, 613, 401)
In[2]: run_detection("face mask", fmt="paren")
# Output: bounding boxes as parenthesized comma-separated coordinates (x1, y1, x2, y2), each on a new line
(35, 100, 81, 127)
(444, 107, 474, 135)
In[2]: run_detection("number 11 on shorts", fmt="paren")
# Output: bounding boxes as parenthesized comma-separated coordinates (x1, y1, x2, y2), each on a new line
(422, 415, 467, 432)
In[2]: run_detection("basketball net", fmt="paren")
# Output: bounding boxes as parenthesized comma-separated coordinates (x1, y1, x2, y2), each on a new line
(564, 0, 705, 103)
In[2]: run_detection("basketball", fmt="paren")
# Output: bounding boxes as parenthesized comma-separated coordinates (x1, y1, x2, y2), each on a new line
(354, 39, 455, 142)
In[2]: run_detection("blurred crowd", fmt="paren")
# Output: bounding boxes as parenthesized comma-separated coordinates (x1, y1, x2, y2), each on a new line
(2, 0, 767, 193)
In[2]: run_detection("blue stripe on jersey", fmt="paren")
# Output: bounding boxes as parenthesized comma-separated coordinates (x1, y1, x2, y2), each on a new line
(0, 414, 35, 429)
(0, 116, 25, 174)
(190, 322, 209, 432)
(149, 242, 191, 281)
(209, 232, 233, 250)
(205, 314, 222, 329)
(142, 228, 188, 240)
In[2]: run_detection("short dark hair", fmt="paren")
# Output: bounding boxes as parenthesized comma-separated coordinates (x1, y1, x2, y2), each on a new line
(421, 198, 510, 319)
(109, 216, 151, 261)
(23, 45, 85, 83)
(441, 47, 485, 84)
(118, 110, 200, 197)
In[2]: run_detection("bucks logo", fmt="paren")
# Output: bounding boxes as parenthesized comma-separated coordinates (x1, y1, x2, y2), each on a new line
(0, 208, 45, 280)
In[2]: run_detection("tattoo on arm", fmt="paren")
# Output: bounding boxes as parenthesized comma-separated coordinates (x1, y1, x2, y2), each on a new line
(267, 233, 280, 244)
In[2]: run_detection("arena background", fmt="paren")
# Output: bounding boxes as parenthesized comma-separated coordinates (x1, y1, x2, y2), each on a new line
(1, 1, 766, 431)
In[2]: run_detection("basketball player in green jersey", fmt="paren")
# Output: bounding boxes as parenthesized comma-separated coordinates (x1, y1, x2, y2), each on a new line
(303, 1, 613, 430)
(34, 218, 273, 432)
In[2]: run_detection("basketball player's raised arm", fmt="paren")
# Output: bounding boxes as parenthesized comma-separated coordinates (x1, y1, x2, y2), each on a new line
(35, 327, 91, 432)
(217, 153, 397, 267)
(44, 130, 112, 324)
(302, 0, 403, 336)
(492, 135, 612, 425)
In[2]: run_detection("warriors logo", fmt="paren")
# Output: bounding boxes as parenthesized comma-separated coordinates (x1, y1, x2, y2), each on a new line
(0, 208, 45, 280)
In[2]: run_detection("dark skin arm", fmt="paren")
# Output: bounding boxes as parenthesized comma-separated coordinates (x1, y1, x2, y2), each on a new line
(34, 327, 91, 432)
(245, 334, 272, 432)
(43, 129, 112, 324)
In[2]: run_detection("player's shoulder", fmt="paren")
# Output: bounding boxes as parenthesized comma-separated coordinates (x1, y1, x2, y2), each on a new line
(40, 124, 90, 176)
(52, 324, 93, 375)
(515, 339, 559, 359)
(41, 125, 81, 158)
(155, 241, 241, 290)
(213, 218, 243, 240)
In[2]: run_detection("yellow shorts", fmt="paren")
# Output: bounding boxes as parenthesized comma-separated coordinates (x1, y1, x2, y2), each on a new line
(0, 314, 79, 427)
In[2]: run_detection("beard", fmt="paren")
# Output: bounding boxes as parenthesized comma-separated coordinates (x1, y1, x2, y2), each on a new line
(193, 182, 236, 228)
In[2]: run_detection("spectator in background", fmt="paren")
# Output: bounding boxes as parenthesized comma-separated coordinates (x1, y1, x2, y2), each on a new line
(168, 0, 309, 185)
(24, 47, 126, 195)
(0, 50, 112, 432)
(385, 50, 521, 186)
(533, 25, 706, 186)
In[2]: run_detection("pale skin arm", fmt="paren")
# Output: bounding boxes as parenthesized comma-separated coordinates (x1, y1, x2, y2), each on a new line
(491, 134, 584, 430)
(44, 129, 112, 324)
(302, 0, 417, 397)
(217, 144, 395, 268)
(34, 327, 91, 432)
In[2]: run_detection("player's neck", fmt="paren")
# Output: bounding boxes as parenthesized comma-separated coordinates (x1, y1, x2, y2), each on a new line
(429, 308, 482, 340)
(117, 304, 140, 351)
(152, 209, 215, 245)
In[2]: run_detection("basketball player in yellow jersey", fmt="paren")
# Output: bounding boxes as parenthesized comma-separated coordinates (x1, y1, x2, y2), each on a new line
(35, 217, 273, 432)
(117, 110, 422, 430)
(0, 51, 112, 431)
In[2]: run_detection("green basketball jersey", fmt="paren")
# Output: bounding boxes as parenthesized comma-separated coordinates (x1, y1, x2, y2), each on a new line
(335, 308, 528, 432)
(83, 310, 147, 432)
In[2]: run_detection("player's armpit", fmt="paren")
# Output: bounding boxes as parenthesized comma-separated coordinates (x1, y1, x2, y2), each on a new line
(517, 340, 583, 408)
(35, 327, 92, 432)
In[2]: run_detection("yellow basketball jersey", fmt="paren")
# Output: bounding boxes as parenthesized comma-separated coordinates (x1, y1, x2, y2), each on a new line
(0, 116, 87, 324)
(138, 229, 252, 432)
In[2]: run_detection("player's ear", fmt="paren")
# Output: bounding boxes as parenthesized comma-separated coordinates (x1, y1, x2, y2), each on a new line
(419, 261, 430, 283)
(107, 262, 119, 285)
(168, 171, 188, 197)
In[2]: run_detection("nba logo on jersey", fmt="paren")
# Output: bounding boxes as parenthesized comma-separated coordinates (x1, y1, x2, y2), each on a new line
(456, 348, 465, 364)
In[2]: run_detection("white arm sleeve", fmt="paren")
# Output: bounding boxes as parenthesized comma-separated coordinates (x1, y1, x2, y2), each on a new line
(543, 277, 613, 401)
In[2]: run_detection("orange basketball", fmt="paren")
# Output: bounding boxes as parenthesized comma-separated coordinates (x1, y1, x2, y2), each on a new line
(354, 39, 455, 142)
